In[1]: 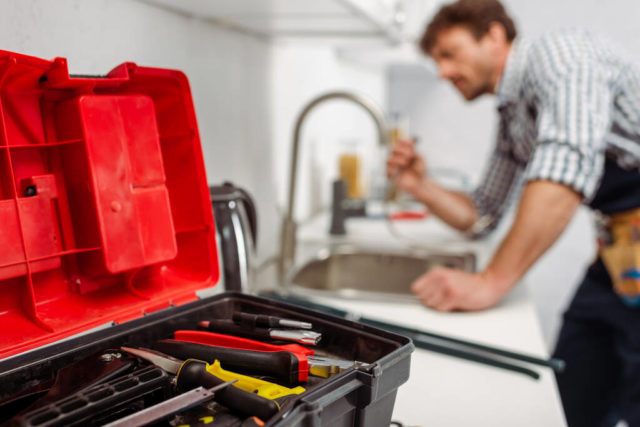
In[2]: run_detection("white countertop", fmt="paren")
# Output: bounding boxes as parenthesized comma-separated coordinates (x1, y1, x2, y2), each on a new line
(280, 211, 567, 427)
(308, 291, 566, 427)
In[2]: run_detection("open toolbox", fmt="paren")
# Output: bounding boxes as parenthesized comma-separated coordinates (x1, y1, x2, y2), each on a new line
(0, 50, 413, 426)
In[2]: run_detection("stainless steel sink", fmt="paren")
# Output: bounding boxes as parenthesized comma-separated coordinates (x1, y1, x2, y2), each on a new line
(288, 247, 476, 301)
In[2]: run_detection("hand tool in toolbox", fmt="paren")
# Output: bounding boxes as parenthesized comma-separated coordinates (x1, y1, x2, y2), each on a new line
(155, 339, 303, 385)
(0, 350, 137, 422)
(177, 330, 313, 355)
(264, 292, 566, 379)
(103, 380, 237, 427)
(232, 312, 313, 329)
(161, 408, 266, 427)
(200, 359, 306, 398)
(120, 346, 281, 421)
(12, 365, 171, 427)
(241, 416, 266, 427)
(171, 330, 367, 380)
(198, 319, 322, 345)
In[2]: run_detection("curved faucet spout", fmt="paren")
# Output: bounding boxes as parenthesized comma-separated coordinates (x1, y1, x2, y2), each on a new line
(279, 91, 389, 281)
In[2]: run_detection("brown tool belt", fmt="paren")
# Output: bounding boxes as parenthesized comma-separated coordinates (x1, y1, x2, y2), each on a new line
(597, 207, 640, 301)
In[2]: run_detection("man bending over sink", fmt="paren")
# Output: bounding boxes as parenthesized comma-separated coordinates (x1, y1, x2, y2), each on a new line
(387, 1, 640, 425)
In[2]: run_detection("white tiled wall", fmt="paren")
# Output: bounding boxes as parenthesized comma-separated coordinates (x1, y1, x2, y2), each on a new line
(269, 41, 385, 251)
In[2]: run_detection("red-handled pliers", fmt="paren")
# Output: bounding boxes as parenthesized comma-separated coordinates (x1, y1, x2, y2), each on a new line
(176, 330, 313, 355)
(167, 330, 363, 383)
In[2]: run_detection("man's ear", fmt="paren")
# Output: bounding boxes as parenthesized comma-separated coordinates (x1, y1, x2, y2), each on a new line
(485, 22, 508, 44)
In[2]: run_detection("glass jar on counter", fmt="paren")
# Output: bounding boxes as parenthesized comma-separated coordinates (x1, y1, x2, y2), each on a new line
(338, 139, 364, 199)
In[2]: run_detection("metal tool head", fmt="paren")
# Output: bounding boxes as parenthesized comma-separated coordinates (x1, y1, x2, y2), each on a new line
(277, 319, 313, 329)
(307, 356, 368, 378)
(308, 364, 341, 378)
(271, 329, 322, 346)
(120, 346, 184, 374)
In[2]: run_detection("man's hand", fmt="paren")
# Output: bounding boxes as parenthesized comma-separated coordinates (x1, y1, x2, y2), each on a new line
(411, 181, 582, 312)
(385, 139, 479, 231)
(386, 139, 427, 195)
(411, 267, 507, 312)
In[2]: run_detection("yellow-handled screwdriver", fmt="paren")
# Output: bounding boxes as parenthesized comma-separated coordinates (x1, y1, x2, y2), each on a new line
(121, 347, 280, 421)
(205, 359, 305, 399)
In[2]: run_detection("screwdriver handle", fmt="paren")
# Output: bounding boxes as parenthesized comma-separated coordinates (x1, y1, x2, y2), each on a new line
(204, 359, 305, 400)
(155, 339, 307, 384)
(233, 312, 279, 328)
(202, 320, 272, 340)
(176, 359, 279, 421)
(232, 312, 312, 329)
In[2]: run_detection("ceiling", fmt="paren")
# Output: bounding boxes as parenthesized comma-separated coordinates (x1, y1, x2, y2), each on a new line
(140, 0, 442, 69)
(141, 0, 404, 40)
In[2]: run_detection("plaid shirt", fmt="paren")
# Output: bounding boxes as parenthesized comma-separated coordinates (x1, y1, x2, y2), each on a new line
(470, 29, 640, 236)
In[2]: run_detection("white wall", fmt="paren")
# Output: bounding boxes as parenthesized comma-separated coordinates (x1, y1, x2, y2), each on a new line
(388, 0, 640, 348)
(0, 0, 385, 265)
(270, 41, 386, 223)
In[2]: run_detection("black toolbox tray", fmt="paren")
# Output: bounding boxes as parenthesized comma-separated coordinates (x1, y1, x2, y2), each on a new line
(0, 292, 413, 426)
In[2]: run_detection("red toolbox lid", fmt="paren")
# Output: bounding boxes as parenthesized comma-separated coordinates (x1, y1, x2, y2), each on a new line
(0, 51, 219, 358)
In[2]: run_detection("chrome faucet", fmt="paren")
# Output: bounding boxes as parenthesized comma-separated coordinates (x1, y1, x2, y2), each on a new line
(278, 91, 389, 281)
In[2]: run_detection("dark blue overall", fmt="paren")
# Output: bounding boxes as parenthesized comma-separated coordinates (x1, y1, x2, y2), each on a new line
(553, 157, 640, 427)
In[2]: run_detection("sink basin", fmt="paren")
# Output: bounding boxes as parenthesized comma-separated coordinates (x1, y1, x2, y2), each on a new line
(288, 247, 476, 301)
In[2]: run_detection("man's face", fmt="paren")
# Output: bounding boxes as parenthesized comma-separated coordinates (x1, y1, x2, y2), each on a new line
(430, 26, 498, 101)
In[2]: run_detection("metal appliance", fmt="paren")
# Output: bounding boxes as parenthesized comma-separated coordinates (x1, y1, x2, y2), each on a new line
(210, 182, 257, 292)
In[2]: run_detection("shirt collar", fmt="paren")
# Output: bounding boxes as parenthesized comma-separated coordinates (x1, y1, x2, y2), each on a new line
(496, 37, 530, 108)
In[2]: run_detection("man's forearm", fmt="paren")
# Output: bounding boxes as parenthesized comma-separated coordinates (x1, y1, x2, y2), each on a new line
(482, 180, 582, 293)
(413, 178, 478, 231)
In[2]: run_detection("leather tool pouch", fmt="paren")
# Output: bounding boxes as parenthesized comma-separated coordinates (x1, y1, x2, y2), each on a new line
(598, 209, 640, 306)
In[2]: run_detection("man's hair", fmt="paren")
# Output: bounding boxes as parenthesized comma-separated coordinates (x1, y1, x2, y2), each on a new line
(420, 0, 517, 54)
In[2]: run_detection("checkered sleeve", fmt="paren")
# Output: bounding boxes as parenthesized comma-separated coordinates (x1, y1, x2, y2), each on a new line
(525, 36, 613, 201)
(469, 133, 526, 237)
